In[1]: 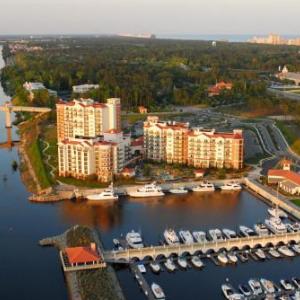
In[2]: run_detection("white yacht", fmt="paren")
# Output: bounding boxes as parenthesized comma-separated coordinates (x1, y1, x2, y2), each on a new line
(169, 186, 188, 194)
(268, 248, 281, 258)
(149, 261, 161, 273)
(222, 284, 244, 300)
(265, 217, 287, 234)
(163, 229, 180, 245)
(254, 223, 269, 237)
(223, 229, 237, 239)
(220, 182, 242, 191)
(86, 183, 118, 201)
(248, 279, 263, 295)
(151, 283, 166, 299)
(254, 248, 266, 260)
(292, 277, 300, 289)
(191, 256, 204, 268)
(291, 243, 300, 254)
(287, 222, 300, 232)
(227, 252, 238, 263)
(239, 226, 256, 237)
(164, 258, 176, 272)
(278, 245, 295, 257)
(192, 182, 215, 192)
(137, 264, 146, 273)
(192, 231, 208, 243)
(178, 230, 194, 244)
(209, 229, 223, 242)
(280, 279, 295, 291)
(268, 207, 288, 219)
(177, 257, 188, 269)
(217, 252, 228, 264)
(126, 230, 144, 249)
(260, 278, 275, 294)
(128, 182, 165, 198)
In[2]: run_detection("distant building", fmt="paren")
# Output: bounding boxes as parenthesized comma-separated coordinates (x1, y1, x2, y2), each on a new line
(208, 81, 233, 97)
(23, 81, 57, 99)
(117, 33, 156, 39)
(194, 169, 206, 178)
(72, 84, 100, 94)
(144, 116, 244, 170)
(248, 34, 300, 46)
(138, 106, 148, 114)
(276, 66, 300, 85)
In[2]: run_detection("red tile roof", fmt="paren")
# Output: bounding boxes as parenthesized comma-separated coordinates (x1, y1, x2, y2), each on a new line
(65, 246, 100, 264)
(131, 137, 144, 146)
(268, 169, 300, 185)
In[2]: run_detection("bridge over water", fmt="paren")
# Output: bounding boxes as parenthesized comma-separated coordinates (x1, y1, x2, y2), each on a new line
(103, 231, 300, 263)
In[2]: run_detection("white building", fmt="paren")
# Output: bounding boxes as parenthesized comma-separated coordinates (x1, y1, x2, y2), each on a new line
(72, 84, 100, 94)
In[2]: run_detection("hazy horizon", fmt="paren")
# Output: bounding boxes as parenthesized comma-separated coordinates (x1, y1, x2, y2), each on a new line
(1, 0, 300, 35)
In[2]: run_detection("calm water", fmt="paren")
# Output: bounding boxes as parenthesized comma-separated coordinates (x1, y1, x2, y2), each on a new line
(0, 46, 300, 300)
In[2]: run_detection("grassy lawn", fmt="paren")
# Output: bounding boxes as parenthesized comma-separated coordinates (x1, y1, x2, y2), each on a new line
(292, 199, 300, 207)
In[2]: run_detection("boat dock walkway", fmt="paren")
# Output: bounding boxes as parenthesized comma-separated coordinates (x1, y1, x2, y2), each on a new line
(130, 264, 156, 300)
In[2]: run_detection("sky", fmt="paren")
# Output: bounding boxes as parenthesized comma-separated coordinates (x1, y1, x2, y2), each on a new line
(1, 0, 300, 35)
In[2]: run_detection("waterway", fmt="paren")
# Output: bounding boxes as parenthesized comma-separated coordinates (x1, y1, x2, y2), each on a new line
(1, 46, 300, 300)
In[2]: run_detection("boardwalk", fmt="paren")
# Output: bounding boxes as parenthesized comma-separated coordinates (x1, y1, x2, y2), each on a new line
(104, 231, 300, 263)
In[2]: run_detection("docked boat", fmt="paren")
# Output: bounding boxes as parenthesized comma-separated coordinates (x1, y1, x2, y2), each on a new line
(177, 257, 188, 269)
(239, 226, 256, 237)
(268, 248, 281, 258)
(222, 284, 244, 300)
(126, 230, 144, 249)
(268, 207, 288, 219)
(280, 279, 295, 291)
(151, 283, 166, 299)
(128, 182, 165, 198)
(292, 277, 300, 289)
(265, 217, 287, 234)
(227, 252, 238, 263)
(137, 264, 146, 273)
(178, 230, 194, 244)
(260, 278, 275, 294)
(238, 284, 252, 297)
(192, 182, 215, 192)
(287, 223, 300, 233)
(223, 228, 237, 239)
(209, 229, 223, 242)
(237, 252, 249, 263)
(291, 243, 300, 254)
(113, 238, 120, 247)
(248, 279, 263, 295)
(191, 256, 204, 268)
(220, 182, 242, 191)
(163, 229, 180, 245)
(217, 252, 228, 264)
(254, 223, 269, 237)
(169, 186, 188, 194)
(278, 245, 295, 257)
(192, 231, 207, 243)
(86, 183, 118, 201)
(254, 248, 266, 260)
(149, 261, 161, 273)
(164, 258, 176, 272)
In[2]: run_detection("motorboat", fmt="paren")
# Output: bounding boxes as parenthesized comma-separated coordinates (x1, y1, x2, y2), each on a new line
(223, 229, 237, 239)
(217, 252, 228, 264)
(164, 258, 176, 272)
(178, 230, 194, 244)
(268, 207, 288, 219)
(291, 243, 300, 254)
(222, 284, 244, 300)
(169, 186, 188, 194)
(287, 223, 300, 233)
(260, 278, 275, 294)
(248, 278, 263, 295)
(177, 257, 188, 269)
(292, 277, 300, 289)
(265, 217, 287, 234)
(227, 252, 238, 263)
(254, 223, 269, 237)
(191, 256, 204, 268)
(126, 230, 144, 249)
(151, 283, 165, 299)
(192, 182, 215, 192)
(86, 183, 118, 201)
(238, 284, 252, 297)
(220, 182, 242, 191)
(137, 264, 146, 273)
(128, 182, 165, 198)
(278, 245, 295, 257)
(239, 226, 256, 237)
(209, 229, 223, 242)
(164, 229, 180, 245)
(113, 238, 120, 247)
(149, 261, 161, 273)
(192, 231, 207, 243)
(280, 279, 295, 291)
(237, 252, 249, 262)
(268, 248, 281, 258)
(254, 248, 266, 260)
